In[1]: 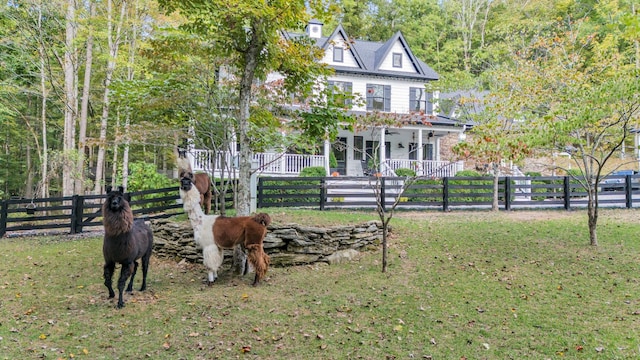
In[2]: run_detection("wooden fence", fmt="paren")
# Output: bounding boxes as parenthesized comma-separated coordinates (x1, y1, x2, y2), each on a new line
(2, 174, 640, 238)
(257, 175, 640, 211)
(0, 187, 184, 238)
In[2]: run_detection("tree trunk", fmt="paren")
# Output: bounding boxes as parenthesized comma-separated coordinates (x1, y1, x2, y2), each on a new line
(38, 5, 48, 199)
(587, 189, 599, 246)
(382, 220, 389, 273)
(236, 25, 263, 217)
(76, 1, 95, 195)
(63, 0, 78, 196)
(94, 0, 126, 194)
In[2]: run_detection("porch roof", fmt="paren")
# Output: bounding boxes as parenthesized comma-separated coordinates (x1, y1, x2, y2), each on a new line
(348, 111, 475, 130)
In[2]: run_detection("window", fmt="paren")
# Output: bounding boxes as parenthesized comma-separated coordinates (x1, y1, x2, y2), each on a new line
(354, 136, 363, 160)
(327, 81, 352, 106)
(392, 53, 402, 68)
(409, 87, 433, 114)
(409, 143, 434, 160)
(333, 47, 343, 62)
(366, 84, 391, 111)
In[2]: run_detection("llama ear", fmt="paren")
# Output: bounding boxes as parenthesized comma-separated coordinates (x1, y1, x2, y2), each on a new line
(118, 185, 124, 194)
(106, 185, 112, 194)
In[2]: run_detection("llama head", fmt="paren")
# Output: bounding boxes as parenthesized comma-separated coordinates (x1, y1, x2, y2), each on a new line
(179, 170, 195, 191)
(105, 185, 127, 212)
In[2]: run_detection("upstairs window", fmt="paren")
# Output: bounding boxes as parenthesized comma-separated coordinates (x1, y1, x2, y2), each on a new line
(410, 87, 433, 114)
(328, 81, 353, 107)
(392, 53, 402, 68)
(366, 84, 391, 112)
(333, 47, 344, 62)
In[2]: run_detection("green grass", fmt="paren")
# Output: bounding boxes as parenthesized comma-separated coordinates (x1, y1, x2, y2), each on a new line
(1, 209, 640, 359)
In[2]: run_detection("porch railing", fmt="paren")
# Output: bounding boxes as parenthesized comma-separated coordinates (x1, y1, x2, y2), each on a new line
(190, 149, 463, 178)
(386, 159, 464, 178)
(190, 149, 325, 176)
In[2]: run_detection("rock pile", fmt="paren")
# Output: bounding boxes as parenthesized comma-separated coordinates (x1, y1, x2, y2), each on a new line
(150, 218, 385, 266)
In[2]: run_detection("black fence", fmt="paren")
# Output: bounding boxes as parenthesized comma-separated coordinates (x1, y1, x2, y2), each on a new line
(0, 187, 183, 238)
(257, 175, 640, 211)
(3, 174, 640, 238)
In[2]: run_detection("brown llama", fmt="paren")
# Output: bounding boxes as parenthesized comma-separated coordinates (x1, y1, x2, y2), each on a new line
(102, 186, 153, 308)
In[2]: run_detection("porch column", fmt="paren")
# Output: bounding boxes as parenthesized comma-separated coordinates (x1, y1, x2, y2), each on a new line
(280, 131, 287, 174)
(380, 128, 386, 173)
(324, 139, 331, 176)
(417, 129, 423, 176)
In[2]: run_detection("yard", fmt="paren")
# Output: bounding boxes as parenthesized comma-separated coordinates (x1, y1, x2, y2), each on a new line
(1, 209, 639, 359)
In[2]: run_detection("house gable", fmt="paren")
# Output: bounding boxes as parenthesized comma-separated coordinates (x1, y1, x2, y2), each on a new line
(320, 25, 365, 70)
(376, 32, 421, 74)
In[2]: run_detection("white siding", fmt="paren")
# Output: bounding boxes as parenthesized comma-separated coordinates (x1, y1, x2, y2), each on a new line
(322, 36, 359, 68)
(328, 74, 430, 114)
(378, 42, 418, 73)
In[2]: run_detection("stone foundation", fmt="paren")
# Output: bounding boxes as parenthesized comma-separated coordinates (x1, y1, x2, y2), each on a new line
(150, 218, 385, 267)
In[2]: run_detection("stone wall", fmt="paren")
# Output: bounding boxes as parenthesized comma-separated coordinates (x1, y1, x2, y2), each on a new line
(150, 218, 384, 267)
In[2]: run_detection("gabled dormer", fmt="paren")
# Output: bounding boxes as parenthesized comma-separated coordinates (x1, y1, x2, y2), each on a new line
(375, 31, 422, 75)
(320, 25, 366, 70)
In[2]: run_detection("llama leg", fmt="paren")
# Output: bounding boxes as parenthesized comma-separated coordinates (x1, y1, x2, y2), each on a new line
(126, 261, 138, 293)
(139, 254, 150, 291)
(202, 244, 223, 285)
(103, 261, 116, 298)
(233, 244, 247, 276)
(116, 262, 134, 308)
(204, 191, 212, 215)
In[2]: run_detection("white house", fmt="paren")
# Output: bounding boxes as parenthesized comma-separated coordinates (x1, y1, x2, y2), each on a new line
(190, 20, 471, 178)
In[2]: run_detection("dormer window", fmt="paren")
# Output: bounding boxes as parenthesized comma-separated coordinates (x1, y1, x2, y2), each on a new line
(392, 53, 402, 68)
(333, 47, 344, 63)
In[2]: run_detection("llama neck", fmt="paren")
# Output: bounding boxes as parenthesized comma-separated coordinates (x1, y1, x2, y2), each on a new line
(181, 187, 210, 232)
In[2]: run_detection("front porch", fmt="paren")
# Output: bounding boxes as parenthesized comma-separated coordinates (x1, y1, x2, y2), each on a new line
(189, 149, 463, 178)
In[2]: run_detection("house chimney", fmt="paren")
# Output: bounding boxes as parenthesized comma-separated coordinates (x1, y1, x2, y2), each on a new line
(306, 19, 323, 39)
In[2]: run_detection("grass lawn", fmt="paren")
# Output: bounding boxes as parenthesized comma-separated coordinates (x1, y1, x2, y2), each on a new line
(1, 208, 639, 359)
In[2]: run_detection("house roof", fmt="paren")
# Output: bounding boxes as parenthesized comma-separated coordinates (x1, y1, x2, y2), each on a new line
(284, 25, 439, 81)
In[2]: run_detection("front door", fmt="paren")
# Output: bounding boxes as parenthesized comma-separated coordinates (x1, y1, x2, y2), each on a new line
(332, 137, 347, 175)
(365, 141, 391, 171)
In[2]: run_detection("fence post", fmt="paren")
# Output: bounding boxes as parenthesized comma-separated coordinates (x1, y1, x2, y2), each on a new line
(0, 200, 7, 238)
(443, 177, 450, 212)
(257, 178, 263, 209)
(319, 178, 326, 211)
(625, 175, 632, 208)
(70, 195, 80, 234)
(504, 176, 512, 211)
(563, 176, 571, 210)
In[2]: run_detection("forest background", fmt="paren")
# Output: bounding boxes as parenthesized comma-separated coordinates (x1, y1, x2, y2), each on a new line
(1, 0, 639, 207)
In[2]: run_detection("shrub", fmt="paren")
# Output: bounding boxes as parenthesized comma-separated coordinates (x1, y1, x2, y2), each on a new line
(122, 162, 177, 209)
(395, 168, 416, 177)
(450, 169, 492, 203)
(300, 166, 327, 177)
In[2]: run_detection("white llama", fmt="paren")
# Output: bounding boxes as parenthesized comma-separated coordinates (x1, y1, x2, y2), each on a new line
(179, 172, 224, 284)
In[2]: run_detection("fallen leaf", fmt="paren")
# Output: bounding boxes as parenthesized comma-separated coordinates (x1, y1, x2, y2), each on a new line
(162, 342, 171, 350)
(39, 334, 47, 340)
(241, 345, 251, 353)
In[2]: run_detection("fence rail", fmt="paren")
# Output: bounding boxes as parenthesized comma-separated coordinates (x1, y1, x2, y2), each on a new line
(0, 187, 183, 238)
(3, 174, 640, 238)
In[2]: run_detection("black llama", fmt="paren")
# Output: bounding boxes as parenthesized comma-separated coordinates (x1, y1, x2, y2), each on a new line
(102, 186, 153, 308)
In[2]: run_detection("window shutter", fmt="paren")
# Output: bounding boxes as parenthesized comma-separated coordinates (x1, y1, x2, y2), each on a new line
(409, 88, 416, 111)
(384, 85, 391, 112)
(345, 82, 353, 105)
